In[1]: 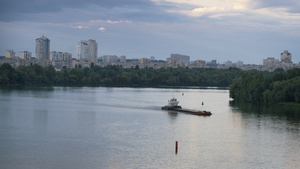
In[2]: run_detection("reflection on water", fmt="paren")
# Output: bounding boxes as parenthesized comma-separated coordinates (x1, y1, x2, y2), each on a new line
(167, 111, 178, 122)
(230, 101, 300, 123)
(229, 101, 300, 168)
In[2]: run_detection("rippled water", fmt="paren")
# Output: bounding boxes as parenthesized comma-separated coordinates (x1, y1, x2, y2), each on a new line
(0, 87, 300, 169)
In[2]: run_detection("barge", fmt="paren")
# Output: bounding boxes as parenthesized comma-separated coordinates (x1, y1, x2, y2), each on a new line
(161, 98, 212, 116)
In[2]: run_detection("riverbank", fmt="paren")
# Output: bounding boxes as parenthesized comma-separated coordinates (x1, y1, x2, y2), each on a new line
(0, 63, 244, 87)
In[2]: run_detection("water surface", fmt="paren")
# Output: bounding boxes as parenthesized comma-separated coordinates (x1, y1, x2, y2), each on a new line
(0, 87, 299, 169)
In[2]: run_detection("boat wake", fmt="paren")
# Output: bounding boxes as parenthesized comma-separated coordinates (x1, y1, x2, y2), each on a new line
(97, 102, 161, 111)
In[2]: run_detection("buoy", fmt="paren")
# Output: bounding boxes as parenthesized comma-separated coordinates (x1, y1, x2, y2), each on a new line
(175, 141, 178, 154)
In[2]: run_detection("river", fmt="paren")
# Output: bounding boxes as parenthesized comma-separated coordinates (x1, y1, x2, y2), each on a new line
(0, 87, 299, 169)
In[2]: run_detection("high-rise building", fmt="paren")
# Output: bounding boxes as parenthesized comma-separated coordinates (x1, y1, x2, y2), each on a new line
(77, 39, 98, 63)
(35, 35, 50, 60)
(87, 39, 97, 64)
(19, 51, 32, 59)
(170, 54, 190, 64)
(280, 50, 292, 63)
(6, 50, 15, 58)
(77, 40, 89, 61)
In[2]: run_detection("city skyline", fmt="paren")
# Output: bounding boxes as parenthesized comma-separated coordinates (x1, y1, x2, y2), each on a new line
(1, 35, 298, 65)
(1, 0, 300, 64)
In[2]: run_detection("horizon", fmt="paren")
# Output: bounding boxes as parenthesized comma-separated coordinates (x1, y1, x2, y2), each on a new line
(1, 0, 300, 65)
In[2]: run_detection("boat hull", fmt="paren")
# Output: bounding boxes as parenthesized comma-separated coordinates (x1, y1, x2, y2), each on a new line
(161, 106, 182, 110)
(161, 106, 212, 116)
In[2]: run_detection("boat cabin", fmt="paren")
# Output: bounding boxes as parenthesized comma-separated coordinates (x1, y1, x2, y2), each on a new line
(168, 98, 179, 107)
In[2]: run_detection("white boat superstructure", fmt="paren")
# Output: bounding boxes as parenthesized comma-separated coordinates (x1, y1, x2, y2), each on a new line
(168, 98, 179, 107)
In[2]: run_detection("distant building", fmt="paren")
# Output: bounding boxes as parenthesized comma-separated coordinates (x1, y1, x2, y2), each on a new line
(77, 39, 98, 64)
(50, 51, 72, 69)
(119, 55, 126, 62)
(19, 51, 32, 59)
(50, 51, 64, 61)
(103, 55, 118, 63)
(206, 60, 218, 66)
(6, 50, 15, 58)
(77, 40, 88, 61)
(126, 58, 139, 63)
(263, 57, 279, 67)
(87, 39, 98, 63)
(236, 60, 243, 67)
(263, 57, 280, 71)
(189, 60, 206, 68)
(150, 56, 155, 61)
(195, 60, 206, 65)
(36, 35, 50, 60)
(139, 58, 150, 65)
(167, 58, 178, 64)
(72, 60, 91, 68)
(170, 54, 190, 64)
(225, 60, 232, 67)
(280, 50, 292, 63)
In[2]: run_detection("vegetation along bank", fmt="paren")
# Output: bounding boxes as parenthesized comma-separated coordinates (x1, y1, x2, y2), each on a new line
(230, 68, 300, 104)
(0, 63, 244, 87)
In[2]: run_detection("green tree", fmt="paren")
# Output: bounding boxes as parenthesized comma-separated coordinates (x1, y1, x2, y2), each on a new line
(44, 66, 56, 84)
(0, 63, 17, 85)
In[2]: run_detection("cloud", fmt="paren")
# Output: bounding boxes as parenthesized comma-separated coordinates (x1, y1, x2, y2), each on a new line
(72, 25, 89, 29)
(209, 12, 243, 19)
(0, 0, 154, 13)
(98, 27, 106, 31)
(157, 0, 253, 20)
(168, 6, 227, 17)
(106, 20, 132, 24)
(0, 0, 164, 22)
(69, 19, 132, 30)
(255, 7, 300, 23)
(157, 0, 300, 26)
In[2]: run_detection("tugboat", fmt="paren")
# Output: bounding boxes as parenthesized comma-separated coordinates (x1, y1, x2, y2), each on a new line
(161, 97, 182, 110)
(161, 97, 212, 116)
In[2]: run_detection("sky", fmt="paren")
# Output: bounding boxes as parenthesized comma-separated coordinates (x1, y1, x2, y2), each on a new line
(0, 0, 300, 64)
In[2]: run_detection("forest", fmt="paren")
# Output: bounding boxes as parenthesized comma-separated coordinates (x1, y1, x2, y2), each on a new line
(0, 63, 244, 87)
(230, 68, 300, 104)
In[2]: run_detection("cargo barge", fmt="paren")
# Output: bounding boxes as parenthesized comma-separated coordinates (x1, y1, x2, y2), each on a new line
(161, 98, 212, 116)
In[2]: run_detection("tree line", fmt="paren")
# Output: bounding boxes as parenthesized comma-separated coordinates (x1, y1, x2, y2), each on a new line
(0, 63, 244, 87)
(230, 68, 300, 104)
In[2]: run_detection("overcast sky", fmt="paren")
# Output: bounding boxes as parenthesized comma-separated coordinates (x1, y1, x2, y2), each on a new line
(0, 0, 300, 64)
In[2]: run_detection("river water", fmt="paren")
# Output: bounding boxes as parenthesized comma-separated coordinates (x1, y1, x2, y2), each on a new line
(0, 87, 300, 169)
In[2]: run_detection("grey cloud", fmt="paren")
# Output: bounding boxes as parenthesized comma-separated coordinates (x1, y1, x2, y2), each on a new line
(254, 0, 300, 12)
(0, 0, 157, 21)
(0, 0, 153, 13)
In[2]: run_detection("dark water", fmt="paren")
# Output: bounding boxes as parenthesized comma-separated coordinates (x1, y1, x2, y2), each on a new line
(0, 87, 300, 169)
